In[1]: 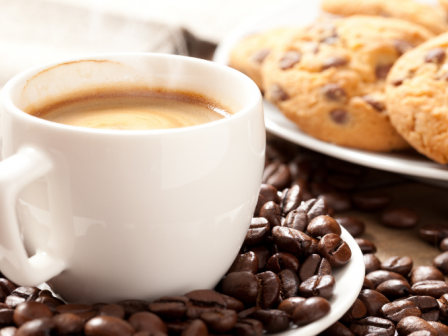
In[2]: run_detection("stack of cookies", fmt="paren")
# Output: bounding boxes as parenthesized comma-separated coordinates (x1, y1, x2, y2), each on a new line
(229, 0, 448, 164)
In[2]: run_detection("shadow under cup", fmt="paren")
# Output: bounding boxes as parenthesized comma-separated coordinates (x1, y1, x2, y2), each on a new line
(0, 53, 265, 303)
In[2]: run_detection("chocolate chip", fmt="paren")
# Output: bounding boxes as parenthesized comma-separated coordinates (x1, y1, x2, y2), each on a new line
(279, 51, 302, 70)
(425, 48, 446, 64)
(269, 84, 289, 102)
(391, 77, 404, 86)
(321, 84, 347, 102)
(394, 40, 413, 56)
(330, 109, 349, 124)
(376, 64, 393, 80)
(251, 49, 270, 64)
(362, 95, 386, 112)
(322, 56, 348, 70)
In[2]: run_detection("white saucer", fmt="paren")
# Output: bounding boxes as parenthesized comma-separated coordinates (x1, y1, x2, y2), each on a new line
(213, 0, 448, 183)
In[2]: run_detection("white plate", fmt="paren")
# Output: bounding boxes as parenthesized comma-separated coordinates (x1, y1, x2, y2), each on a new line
(213, 0, 448, 183)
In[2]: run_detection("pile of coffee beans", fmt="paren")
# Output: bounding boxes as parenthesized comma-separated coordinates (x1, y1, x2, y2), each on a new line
(1, 137, 448, 336)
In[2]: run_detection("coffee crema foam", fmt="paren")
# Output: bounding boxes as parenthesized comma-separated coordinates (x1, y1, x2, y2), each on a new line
(26, 89, 232, 130)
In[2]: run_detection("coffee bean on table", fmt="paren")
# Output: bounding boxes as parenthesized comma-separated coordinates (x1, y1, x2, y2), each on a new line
(200, 308, 236, 333)
(278, 269, 300, 299)
(355, 238, 377, 254)
(247, 246, 270, 272)
(128, 312, 167, 333)
(335, 217, 365, 237)
(440, 237, 448, 251)
(433, 251, 448, 274)
(405, 296, 439, 322)
(272, 226, 315, 257)
(185, 290, 226, 319)
(352, 192, 391, 211)
(13, 302, 53, 327)
(254, 194, 267, 217)
(428, 322, 448, 336)
(340, 299, 367, 323)
(410, 266, 445, 284)
(16, 317, 56, 336)
(381, 300, 421, 324)
(256, 271, 280, 309)
(381, 207, 419, 228)
(439, 293, 448, 321)
(0, 309, 14, 328)
(233, 319, 262, 336)
(266, 253, 299, 274)
(358, 290, 390, 317)
(284, 208, 308, 232)
(35, 296, 62, 314)
(6, 288, 39, 309)
(251, 309, 290, 333)
(412, 280, 448, 298)
(117, 300, 149, 317)
(181, 319, 208, 336)
(303, 198, 330, 221)
(281, 185, 302, 216)
(299, 275, 335, 299)
(259, 184, 280, 204)
(55, 304, 97, 321)
(262, 162, 292, 191)
(0, 280, 16, 303)
(292, 297, 331, 326)
(299, 254, 332, 281)
(381, 256, 413, 277)
(419, 224, 448, 245)
(366, 270, 407, 288)
(98, 304, 125, 319)
(349, 317, 395, 336)
(307, 215, 341, 238)
(364, 254, 381, 274)
(376, 279, 412, 299)
(0, 327, 16, 336)
(321, 321, 354, 336)
(227, 252, 259, 275)
(277, 297, 306, 316)
(259, 201, 282, 228)
(53, 313, 84, 335)
(244, 219, 270, 247)
(318, 233, 352, 267)
(318, 192, 351, 212)
(363, 277, 375, 290)
(149, 296, 189, 320)
(396, 316, 438, 336)
(408, 331, 436, 336)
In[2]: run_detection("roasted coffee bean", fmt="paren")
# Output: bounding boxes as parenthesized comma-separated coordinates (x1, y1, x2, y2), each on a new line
(284, 209, 308, 232)
(439, 293, 448, 321)
(0, 309, 14, 328)
(200, 309, 236, 333)
(53, 313, 84, 335)
(356, 238, 377, 254)
(13, 302, 53, 327)
(272, 226, 315, 257)
(336, 217, 365, 237)
(322, 322, 354, 336)
(254, 194, 267, 217)
(237, 307, 260, 320)
(326, 173, 359, 190)
(381, 256, 413, 277)
(98, 304, 125, 319)
(35, 296, 62, 314)
(405, 296, 439, 322)
(412, 280, 448, 298)
(278, 269, 300, 299)
(149, 296, 189, 320)
(251, 310, 290, 333)
(349, 317, 395, 336)
(56, 304, 97, 321)
(262, 162, 292, 190)
(0, 327, 16, 336)
(318, 192, 351, 212)
(259, 184, 280, 204)
(397, 316, 438, 336)
(128, 312, 167, 333)
(322, 55, 348, 70)
(352, 192, 391, 211)
(269, 84, 290, 103)
(428, 322, 448, 336)
(301, 198, 329, 221)
(358, 290, 390, 317)
(252, 49, 270, 63)
(232, 319, 262, 336)
(364, 254, 381, 274)
(16, 317, 56, 336)
(318, 233, 352, 267)
(408, 332, 435, 336)
(0, 280, 16, 302)
(381, 300, 421, 324)
(410, 266, 444, 285)
(299, 275, 335, 299)
(277, 297, 305, 316)
(340, 299, 367, 323)
(420, 224, 448, 246)
(166, 320, 189, 336)
(433, 251, 448, 274)
(381, 208, 418, 229)
(117, 300, 149, 317)
(279, 51, 302, 70)
(363, 277, 375, 290)
(266, 253, 299, 274)
(281, 185, 302, 215)
(85, 316, 135, 336)
(376, 279, 412, 300)
(259, 201, 282, 228)
(6, 288, 39, 309)
(299, 254, 332, 281)
(425, 48, 446, 64)
(247, 246, 270, 272)
(221, 272, 258, 307)
(440, 237, 448, 252)
(292, 297, 330, 326)
(362, 94, 386, 112)
(244, 219, 270, 247)
(256, 271, 280, 309)
(366, 270, 407, 288)
(218, 296, 242, 314)
(307, 215, 341, 238)
(321, 83, 347, 102)
(227, 252, 259, 275)
(185, 290, 226, 319)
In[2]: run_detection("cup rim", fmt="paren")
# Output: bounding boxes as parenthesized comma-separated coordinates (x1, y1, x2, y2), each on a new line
(0, 52, 262, 136)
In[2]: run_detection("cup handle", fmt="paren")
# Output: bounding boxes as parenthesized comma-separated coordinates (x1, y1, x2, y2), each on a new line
(0, 146, 65, 286)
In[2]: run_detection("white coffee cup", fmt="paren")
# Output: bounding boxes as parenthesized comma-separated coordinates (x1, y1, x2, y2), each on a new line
(0, 53, 265, 303)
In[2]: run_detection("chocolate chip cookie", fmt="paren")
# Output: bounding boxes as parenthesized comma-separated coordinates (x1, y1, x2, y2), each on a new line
(322, 0, 448, 35)
(386, 32, 448, 163)
(262, 15, 433, 151)
(228, 28, 301, 90)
